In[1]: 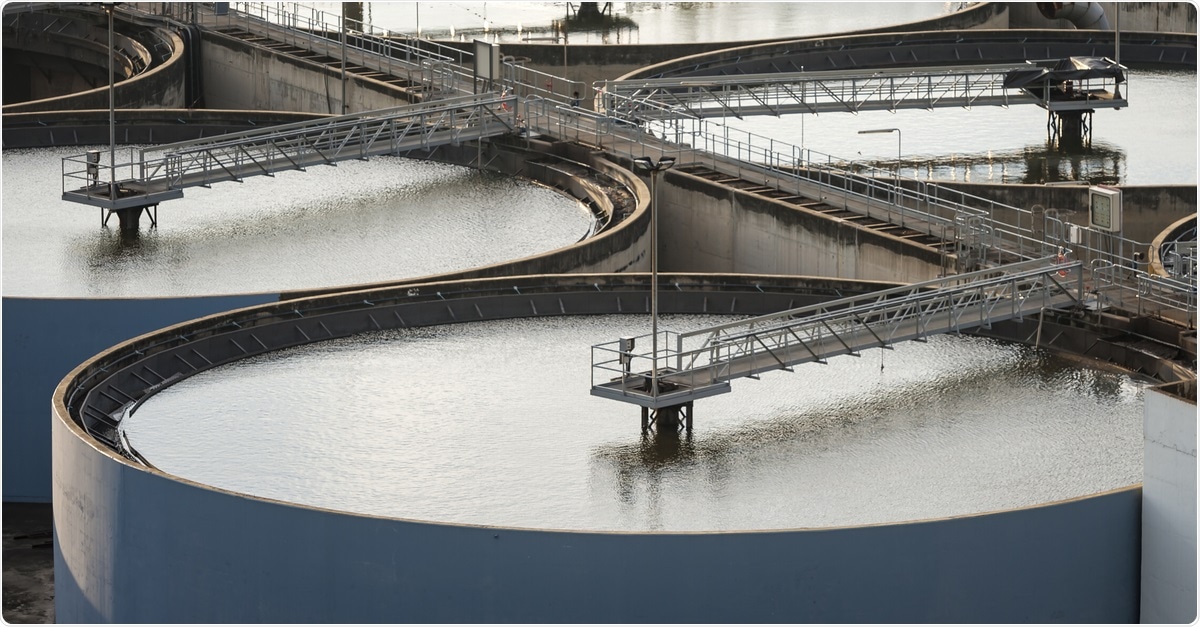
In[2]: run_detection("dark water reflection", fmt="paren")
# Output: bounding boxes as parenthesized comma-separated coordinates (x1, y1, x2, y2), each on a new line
(875, 142, 1130, 185)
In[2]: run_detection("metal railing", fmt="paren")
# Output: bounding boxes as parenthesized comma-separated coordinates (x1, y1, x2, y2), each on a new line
(602, 62, 1130, 120)
(62, 94, 518, 208)
(592, 257, 1087, 408)
(598, 64, 1041, 119)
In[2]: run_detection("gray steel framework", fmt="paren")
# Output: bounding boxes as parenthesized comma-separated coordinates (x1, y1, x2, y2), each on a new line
(597, 64, 1129, 120)
(61, 93, 518, 210)
(591, 257, 1085, 408)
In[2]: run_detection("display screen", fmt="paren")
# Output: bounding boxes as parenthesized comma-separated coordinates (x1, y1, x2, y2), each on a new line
(1088, 188, 1121, 232)
(1091, 193, 1112, 230)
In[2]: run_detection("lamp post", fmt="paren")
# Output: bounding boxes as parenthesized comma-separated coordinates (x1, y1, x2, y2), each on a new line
(857, 127, 902, 180)
(340, 6, 348, 114)
(632, 155, 676, 401)
(105, 3, 116, 204)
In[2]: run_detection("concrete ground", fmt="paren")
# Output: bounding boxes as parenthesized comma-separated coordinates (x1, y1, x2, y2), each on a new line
(3, 503, 55, 624)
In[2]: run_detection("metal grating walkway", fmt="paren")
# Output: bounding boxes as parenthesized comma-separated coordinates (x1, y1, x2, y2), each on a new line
(61, 93, 518, 210)
(592, 256, 1084, 409)
(598, 63, 1129, 119)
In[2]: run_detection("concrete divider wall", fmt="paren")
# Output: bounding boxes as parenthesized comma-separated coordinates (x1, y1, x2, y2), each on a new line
(1141, 381, 1198, 623)
(1007, 2, 1198, 33)
(3, 21, 186, 113)
(200, 30, 416, 113)
(658, 168, 945, 283)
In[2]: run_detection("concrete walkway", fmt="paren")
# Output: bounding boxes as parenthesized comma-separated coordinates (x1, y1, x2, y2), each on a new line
(2, 503, 55, 624)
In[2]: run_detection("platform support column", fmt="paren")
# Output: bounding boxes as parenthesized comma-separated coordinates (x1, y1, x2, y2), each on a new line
(103, 204, 158, 234)
(641, 401, 694, 433)
(1048, 109, 1093, 149)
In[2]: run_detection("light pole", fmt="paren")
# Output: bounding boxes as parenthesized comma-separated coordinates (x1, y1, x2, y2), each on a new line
(105, 3, 116, 204)
(340, 7, 348, 114)
(632, 155, 675, 401)
(857, 127, 901, 180)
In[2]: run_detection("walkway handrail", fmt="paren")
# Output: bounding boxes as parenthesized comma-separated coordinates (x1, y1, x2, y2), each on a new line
(591, 257, 1088, 408)
(598, 63, 1042, 119)
(61, 93, 518, 207)
(681, 257, 1068, 340)
(227, 1, 471, 66)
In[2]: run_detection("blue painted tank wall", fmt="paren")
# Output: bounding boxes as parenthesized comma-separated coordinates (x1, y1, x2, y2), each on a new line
(3, 295, 276, 501)
(52, 412, 1142, 623)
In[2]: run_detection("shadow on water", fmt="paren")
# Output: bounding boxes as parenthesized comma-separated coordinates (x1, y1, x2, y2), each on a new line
(558, 2, 638, 37)
(73, 226, 168, 278)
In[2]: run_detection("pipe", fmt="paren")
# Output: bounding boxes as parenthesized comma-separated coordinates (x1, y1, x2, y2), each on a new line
(1036, 2, 1111, 30)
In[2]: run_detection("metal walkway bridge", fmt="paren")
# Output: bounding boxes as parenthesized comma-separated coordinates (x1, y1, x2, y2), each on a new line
(597, 63, 1129, 120)
(61, 93, 518, 215)
(591, 257, 1085, 414)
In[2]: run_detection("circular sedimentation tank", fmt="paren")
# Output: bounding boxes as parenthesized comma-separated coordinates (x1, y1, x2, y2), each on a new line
(123, 313, 1146, 532)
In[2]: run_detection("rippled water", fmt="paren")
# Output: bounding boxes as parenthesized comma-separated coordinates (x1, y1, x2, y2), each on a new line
(124, 315, 1145, 532)
(1, 148, 593, 297)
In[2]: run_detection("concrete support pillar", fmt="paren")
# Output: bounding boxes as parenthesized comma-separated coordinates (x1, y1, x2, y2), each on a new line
(115, 208, 141, 233)
(106, 205, 157, 234)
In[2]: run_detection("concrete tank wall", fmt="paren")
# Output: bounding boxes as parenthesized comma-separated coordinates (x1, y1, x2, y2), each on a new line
(657, 168, 945, 283)
(1140, 381, 1198, 624)
(51, 367, 1142, 623)
(1, 295, 277, 502)
(1007, 2, 1198, 33)
(200, 31, 416, 113)
(2, 24, 186, 114)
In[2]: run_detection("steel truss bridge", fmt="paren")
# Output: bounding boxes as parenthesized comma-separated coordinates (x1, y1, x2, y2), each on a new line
(61, 93, 518, 215)
(591, 257, 1085, 412)
(597, 63, 1129, 120)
